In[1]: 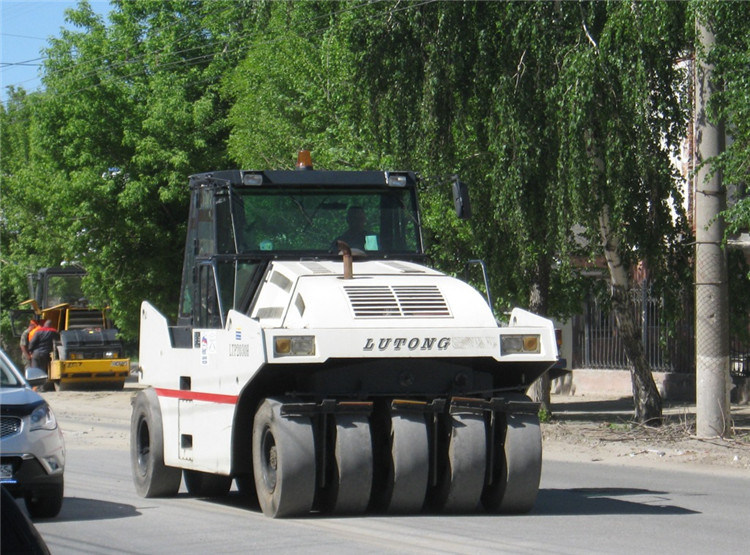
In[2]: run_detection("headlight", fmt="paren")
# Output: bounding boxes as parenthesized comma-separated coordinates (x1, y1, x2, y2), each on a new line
(103, 351, 119, 359)
(30, 403, 58, 431)
(274, 336, 315, 356)
(501, 334, 540, 354)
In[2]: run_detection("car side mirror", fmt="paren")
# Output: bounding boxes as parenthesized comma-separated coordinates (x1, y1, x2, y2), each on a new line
(25, 367, 48, 387)
(452, 176, 472, 220)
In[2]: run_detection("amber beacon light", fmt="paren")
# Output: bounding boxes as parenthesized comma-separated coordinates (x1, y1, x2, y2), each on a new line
(297, 150, 313, 170)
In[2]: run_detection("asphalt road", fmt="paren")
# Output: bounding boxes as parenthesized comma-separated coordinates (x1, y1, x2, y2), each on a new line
(22, 391, 750, 554)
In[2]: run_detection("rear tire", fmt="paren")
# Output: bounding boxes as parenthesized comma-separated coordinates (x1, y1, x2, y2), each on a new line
(130, 388, 182, 497)
(184, 470, 232, 497)
(252, 398, 316, 518)
(25, 481, 64, 518)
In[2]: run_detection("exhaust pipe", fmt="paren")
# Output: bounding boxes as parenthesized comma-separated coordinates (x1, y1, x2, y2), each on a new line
(337, 241, 353, 279)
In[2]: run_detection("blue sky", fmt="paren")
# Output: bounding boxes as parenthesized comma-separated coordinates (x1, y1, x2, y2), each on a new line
(1, 0, 109, 104)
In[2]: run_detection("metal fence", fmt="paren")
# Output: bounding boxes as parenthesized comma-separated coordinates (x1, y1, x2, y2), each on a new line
(571, 286, 696, 374)
(731, 338, 750, 378)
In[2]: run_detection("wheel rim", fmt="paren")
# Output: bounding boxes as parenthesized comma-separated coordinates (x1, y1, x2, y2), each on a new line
(136, 417, 150, 476)
(260, 427, 277, 492)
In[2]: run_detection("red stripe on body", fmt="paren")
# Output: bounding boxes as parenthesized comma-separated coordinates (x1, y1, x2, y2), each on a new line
(154, 388, 239, 405)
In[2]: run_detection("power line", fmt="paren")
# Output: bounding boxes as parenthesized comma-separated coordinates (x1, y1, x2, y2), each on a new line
(1, 57, 44, 68)
(1, 33, 49, 41)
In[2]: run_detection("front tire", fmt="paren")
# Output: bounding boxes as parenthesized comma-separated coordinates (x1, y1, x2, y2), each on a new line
(252, 398, 316, 518)
(374, 409, 429, 514)
(482, 394, 542, 514)
(130, 388, 182, 497)
(25, 481, 64, 518)
(433, 412, 487, 513)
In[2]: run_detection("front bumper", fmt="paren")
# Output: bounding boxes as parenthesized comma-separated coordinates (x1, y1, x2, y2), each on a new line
(1, 453, 64, 498)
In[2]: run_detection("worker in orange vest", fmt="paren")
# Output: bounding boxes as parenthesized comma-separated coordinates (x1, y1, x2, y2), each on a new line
(29, 320, 58, 375)
(20, 319, 39, 368)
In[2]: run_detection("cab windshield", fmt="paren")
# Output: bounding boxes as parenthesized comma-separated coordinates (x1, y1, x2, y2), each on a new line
(218, 187, 422, 255)
(45, 275, 85, 307)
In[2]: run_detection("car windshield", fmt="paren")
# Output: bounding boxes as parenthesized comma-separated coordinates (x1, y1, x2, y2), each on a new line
(0, 351, 24, 388)
(218, 186, 422, 255)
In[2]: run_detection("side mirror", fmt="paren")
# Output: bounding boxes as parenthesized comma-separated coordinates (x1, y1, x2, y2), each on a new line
(25, 367, 48, 387)
(452, 176, 472, 220)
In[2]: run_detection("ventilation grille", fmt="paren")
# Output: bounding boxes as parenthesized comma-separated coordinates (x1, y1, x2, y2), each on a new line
(344, 285, 450, 318)
(67, 309, 104, 329)
(1, 416, 22, 439)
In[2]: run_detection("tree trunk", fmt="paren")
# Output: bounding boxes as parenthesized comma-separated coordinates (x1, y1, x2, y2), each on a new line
(528, 260, 552, 415)
(599, 208, 663, 425)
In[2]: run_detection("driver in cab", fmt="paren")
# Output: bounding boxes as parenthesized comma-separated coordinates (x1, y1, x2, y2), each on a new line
(334, 206, 378, 252)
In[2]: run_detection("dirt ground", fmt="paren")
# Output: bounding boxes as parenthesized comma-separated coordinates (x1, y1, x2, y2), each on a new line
(543, 393, 750, 472)
(42, 386, 750, 474)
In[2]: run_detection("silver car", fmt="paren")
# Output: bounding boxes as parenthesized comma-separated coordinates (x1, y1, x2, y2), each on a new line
(0, 348, 65, 518)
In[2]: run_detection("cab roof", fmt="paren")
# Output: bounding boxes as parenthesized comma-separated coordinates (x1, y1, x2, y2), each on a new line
(189, 169, 418, 189)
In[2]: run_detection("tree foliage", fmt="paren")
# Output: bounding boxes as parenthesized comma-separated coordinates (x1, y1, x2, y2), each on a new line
(2, 0, 256, 341)
(696, 1, 750, 236)
(0, 0, 747, 416)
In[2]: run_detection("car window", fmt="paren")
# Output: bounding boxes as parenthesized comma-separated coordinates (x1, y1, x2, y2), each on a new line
(0, 352, 23, 388)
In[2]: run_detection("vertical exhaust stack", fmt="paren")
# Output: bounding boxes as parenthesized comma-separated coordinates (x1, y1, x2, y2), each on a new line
(337, 241, 354, 279)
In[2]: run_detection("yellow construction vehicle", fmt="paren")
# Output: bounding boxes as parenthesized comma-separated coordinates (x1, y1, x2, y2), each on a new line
(12, 266, 130, 390)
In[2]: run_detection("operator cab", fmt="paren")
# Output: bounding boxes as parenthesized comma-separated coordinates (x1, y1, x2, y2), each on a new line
(177, 152, 425, 330)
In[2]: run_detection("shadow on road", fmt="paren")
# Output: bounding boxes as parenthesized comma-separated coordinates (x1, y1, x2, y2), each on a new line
(185, 487, 698, 519)
(50, 497, 140, 522)
(533, 487, 699, 516)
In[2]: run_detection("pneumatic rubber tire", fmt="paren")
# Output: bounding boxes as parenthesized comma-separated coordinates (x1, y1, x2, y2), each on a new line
(434, 412, 487, 513)
(24, 481, 64, 518)
(252, 398, 316, 518)
(130, 388, 182, 498)
(377, 410, 429, 514)
(481, 394, 542, 514)
(321, 414, 373, 514)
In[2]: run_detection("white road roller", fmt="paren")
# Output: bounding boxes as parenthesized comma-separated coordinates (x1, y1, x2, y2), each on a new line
(132, 152, 559, 517)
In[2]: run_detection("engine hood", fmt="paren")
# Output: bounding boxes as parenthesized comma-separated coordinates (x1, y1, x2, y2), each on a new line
(0, 387, 46, 415)
(250, 259, 498, 330)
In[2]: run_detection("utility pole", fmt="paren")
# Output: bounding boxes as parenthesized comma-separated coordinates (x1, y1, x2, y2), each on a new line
(694, 19, 730, 438)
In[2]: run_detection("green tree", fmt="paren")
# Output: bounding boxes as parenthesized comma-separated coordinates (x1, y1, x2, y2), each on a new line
(2, 0, 257, 339)
(552, 1, 692, 423)
(1, 1, 702, 426)
(224, 1, 693, 423)
(699, 1, 750, 236)
(696, 2, 750, 343)
(0, 89, 55, 354)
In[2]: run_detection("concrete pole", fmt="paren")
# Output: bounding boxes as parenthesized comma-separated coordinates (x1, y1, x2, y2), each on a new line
(694, 19, 730, 438)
